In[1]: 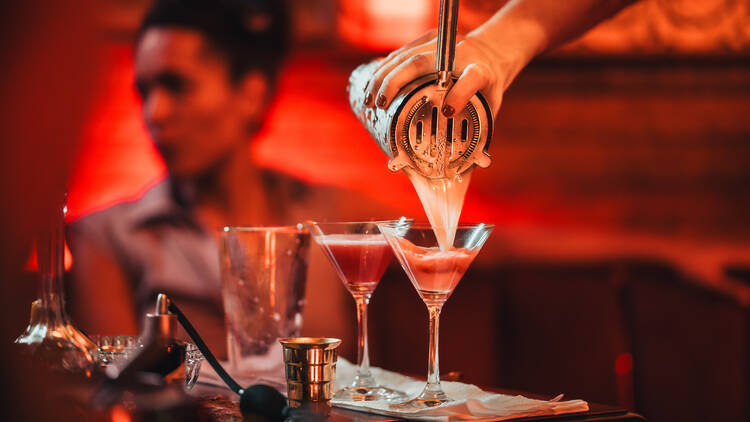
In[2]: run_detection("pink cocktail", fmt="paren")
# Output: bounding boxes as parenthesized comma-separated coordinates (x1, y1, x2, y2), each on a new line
(306, 221, 407, 402)
(318, 234, 393, 296)
(398, 245, 476, 306)
(379, 222, 493, 410)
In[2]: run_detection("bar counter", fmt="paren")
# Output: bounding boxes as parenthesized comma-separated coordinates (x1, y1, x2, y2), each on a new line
(191, 382, 647, 421)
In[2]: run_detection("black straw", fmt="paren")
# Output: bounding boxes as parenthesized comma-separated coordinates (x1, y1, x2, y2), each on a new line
(167, 300, 243, 394)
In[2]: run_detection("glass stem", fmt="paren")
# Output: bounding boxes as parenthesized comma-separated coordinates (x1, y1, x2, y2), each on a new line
(354, 294, 373, 381)
(426, 304, 443, 391)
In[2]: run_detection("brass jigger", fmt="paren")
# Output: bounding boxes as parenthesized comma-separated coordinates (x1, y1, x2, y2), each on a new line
(280, 337, 341, 415)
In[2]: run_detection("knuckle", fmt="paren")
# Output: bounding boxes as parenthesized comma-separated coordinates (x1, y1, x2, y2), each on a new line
(407, 53, 430, 69)
(465, 62, 481, 73)
(383, 51, 398, 63)
(372, 66, 391, 86)
(395, 50, 413, 65)
(464, 63, 490, 84)
(381, 72, 397, 93)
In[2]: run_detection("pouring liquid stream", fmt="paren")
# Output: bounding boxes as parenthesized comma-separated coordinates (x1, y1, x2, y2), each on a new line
(404, 167, 473, 252)
(398, 165, 478, 306)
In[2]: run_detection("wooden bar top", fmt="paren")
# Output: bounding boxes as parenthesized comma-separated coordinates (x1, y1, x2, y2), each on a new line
(191, 383, 646, 421)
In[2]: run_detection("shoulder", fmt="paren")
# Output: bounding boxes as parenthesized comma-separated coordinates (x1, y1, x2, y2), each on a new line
(261, 169, 313, 200)
(67, 181, 170, 243)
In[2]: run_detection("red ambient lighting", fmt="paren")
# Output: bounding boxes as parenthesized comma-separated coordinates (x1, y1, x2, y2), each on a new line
(615, 352, 634, 376)
(25, 242, 74, 272)
(337, 0, 434, 51)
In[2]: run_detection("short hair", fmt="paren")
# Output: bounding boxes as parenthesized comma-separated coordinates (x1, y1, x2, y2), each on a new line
(137, 0, 289, 84)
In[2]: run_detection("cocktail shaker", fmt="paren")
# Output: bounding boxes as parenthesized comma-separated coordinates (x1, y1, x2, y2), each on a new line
(348, 0, 492, 179)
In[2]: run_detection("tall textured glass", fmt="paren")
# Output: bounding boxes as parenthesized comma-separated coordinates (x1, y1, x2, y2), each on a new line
(220, 225, 310, 383)
(15, 194, 100, 377)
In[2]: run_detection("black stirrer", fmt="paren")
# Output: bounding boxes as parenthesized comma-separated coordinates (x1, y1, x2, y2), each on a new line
(167, 299, 294, 422)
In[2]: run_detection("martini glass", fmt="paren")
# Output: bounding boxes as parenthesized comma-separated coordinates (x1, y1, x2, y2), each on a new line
(306, 221, 407, 402)
(378, 222, 493, 410)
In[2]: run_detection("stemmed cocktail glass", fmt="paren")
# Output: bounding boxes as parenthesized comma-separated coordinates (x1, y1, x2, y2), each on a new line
(306, 221, 407, 402)
(378, 222, 493, 410)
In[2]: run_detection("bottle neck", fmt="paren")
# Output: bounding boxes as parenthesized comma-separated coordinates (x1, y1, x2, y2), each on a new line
(37, 198, 68, 324)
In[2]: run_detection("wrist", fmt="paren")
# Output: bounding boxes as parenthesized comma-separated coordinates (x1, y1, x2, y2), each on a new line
(468, 8, 548, 90)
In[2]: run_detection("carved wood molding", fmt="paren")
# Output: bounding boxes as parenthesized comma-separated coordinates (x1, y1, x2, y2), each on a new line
(462, 0, 750, 56)
(563, 0, 750, 55)
(98, 1, 750, 54)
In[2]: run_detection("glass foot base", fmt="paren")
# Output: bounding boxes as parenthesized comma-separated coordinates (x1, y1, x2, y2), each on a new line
(333, 385, 407, 402)
(389, 388, 452, 410)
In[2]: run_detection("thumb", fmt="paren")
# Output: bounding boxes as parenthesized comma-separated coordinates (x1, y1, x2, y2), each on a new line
(441, 64, 490, 117)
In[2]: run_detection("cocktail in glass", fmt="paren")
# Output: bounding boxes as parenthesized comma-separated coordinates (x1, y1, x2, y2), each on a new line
(378, 222, 493, 410)
(306, 221, 407, 402)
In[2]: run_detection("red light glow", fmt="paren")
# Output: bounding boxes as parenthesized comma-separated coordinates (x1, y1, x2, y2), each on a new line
(110, 405, 132, 422)
(615, 352, 634, 376)
(337, 0, 434, 51)
(67, 46, 165, 221)
(24, 241, 73, 272)
(67, 45, 559, 233)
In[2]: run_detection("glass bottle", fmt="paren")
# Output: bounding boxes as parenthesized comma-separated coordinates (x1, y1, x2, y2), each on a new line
(15, 194, 100, 377)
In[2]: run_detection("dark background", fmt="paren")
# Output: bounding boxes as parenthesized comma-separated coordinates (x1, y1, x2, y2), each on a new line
(2, 1, 748, 421)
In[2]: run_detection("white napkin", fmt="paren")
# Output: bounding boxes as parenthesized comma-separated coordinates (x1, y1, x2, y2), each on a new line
(197, 359, 287, 393)
(332, 359, 589, 421)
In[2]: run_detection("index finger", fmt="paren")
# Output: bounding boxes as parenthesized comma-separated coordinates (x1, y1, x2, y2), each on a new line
(371, 29, 438, 76)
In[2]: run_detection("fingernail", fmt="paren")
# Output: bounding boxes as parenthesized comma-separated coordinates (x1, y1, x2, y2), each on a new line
(441, 104, 455, 117)
(364, 92, 373, 107)
(376, 94, 386, 108)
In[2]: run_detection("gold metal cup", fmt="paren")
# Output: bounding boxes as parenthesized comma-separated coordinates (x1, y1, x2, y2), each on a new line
(279, 337, 341, 413)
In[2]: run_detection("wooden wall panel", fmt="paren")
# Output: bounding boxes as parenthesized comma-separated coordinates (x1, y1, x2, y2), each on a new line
(473, 61, 750, 241)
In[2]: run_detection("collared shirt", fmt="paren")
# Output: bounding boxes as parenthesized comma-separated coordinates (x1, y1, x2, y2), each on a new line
(68, 173, 386, 357)
(69, 180, 221, 317)
(67, 172, 321, 318)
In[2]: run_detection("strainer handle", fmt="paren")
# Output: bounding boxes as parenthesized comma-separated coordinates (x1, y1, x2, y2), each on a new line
(436, 0, 459, 89)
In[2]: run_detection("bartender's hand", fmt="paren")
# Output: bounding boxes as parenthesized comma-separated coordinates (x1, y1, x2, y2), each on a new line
(363, 0, 638, 119)
(365, 29, 513, 119)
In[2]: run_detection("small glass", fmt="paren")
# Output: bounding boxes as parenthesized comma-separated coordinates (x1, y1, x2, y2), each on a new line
(90, 335, 204, 390)
(280, 337, 341, 414)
